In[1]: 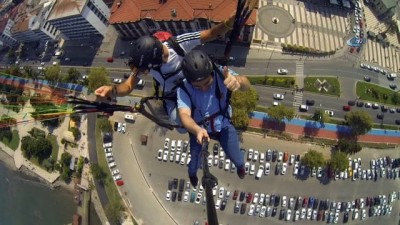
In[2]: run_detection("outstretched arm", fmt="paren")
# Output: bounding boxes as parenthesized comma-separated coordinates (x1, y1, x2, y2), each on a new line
(179, 107, 210, 144)
(200, 15, 235, 43)
(94, 68, 140, 99)
(222, 66, 251, 92)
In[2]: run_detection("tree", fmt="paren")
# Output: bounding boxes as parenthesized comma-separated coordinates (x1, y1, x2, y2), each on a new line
(60, 152, 72, 166)
(21, 136, 34, 159)
(33, 137, 52, 161)
(337, 138, 362, 154)
(345, 111, 373, 136)
(87, 67, 111, 92)
(231, 87, 259, 129)
(90, 163, 107, 180)
(44, 65, 61, 83)
(301, 150, 325, 168)
(391, 92, 399, 105)
(97, 116, 112, 133)
(64, 68, 81, 83)
(266, 104, 295, 123)
(329, 151, 348, 172)
(70, 127, 80, 140)
(60, 166, 71, 182)
(311, 109, 326, 122)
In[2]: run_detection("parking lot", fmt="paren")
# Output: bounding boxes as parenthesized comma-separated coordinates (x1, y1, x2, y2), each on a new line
(107, 112, 400, 225)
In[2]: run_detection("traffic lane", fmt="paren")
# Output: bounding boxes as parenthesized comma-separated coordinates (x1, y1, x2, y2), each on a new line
(230, 59, 297, 76)
(254, 85, 294, 107)
(111, 113, 178, 225)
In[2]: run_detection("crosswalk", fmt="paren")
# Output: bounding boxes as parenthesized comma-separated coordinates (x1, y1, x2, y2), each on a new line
(293, 61, 304, 110)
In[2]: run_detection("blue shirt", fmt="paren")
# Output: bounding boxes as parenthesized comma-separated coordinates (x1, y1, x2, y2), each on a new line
(177, 70, 232, 133)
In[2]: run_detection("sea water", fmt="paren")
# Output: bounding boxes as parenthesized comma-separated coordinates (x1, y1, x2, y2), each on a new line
(0, 162, 76, 225)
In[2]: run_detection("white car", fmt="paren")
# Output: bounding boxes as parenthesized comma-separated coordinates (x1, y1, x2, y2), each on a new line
(164, 138, 170, 150)
(175, 151, 181, 163)
(277, 68, 288, 75)
(248, 204, 255, 216)
(183, 191, 189, 202)
(224, 159, 231, 171)
(273, 101, 280, 106)
(169, 151, 174, 162)
(166, 190, 172, 201)
(286, 209, 292, 221)
(163, 150, 168, 161)
(180, 153, 187, 165)
(256, 165, 264, 179)
(113, 78, 122, 84)
(249, 164, 255, 175)
(282, 196, 287, 207)
(264, 162, 270, 175)
(293, 162, 299, 175)
(170, 140, 176, 151)
(218, 187, 225, 199)
(105, 152, 113, 158)
(324, 110, 334, 117)
(121, 123, 126, 133)
(245, 162, 250, 174)
(273, 93, 284, 100)
(195, 193, 202, 204)
(157, 149, 163, 160)
(104, 148, 112, 153)
(215, 198, 221, 209)
(253, 150, 259, 162)
(109, 162, 116, 168)
(111, 169, 120, 176)
(281, 163, 287, 175)
(277, 151, 283, 162)
(247, 148, 253, 161)
(113, 174, 122, 181)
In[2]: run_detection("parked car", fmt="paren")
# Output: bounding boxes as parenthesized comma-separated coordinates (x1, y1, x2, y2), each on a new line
(343, 105, 351, 111)
(306, 99, 315, 105)
(324, 110, 334, 117)
(107, 57, 114, 62)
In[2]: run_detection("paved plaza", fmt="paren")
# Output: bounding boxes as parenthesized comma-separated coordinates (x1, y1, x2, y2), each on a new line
(253, 0, 349, 52)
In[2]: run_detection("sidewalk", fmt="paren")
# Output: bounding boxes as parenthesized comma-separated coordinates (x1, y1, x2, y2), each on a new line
(249, 111, 400, 144)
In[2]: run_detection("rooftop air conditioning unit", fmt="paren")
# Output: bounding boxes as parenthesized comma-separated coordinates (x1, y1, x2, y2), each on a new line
(171, 8, 176, 17)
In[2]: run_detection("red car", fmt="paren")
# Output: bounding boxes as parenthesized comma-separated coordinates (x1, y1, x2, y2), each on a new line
(233, 190, 239, 200)
(343, 105, 351, 111)
(246, 192, 253, 203)
(116, 180, 124, 186)
(107, 57, 114, 63)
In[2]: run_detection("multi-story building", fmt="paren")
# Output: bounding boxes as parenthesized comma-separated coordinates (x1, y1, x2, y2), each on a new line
(11, 1, 59, 43)
(0, 5, 19, 46)
(46, 0, 110, 40)
(108, 0, 256, 43)
(369, 0, 396, 21)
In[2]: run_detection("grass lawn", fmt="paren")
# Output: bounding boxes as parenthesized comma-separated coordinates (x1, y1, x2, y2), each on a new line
(47, 134, 59, 160)
(1, 129, 20, 150)
(356, 82, 400, 106)
(304, 77, 340, 96)
(247, 76, 295, 88)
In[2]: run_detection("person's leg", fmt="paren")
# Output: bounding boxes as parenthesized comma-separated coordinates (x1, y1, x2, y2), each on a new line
(218, 124, 245, 178)
(166, 100, 187, 134)
(188, 133, 201, 186)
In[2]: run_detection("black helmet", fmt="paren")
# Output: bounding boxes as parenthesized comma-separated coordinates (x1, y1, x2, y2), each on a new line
(181, 50, 213, 83)
(128, 36, 163, 70)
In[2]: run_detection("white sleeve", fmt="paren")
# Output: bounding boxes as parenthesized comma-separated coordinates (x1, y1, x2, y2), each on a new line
(175, 32, 201, 53)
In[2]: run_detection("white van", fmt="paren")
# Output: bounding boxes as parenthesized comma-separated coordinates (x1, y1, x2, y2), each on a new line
(387, 73, 397, 80)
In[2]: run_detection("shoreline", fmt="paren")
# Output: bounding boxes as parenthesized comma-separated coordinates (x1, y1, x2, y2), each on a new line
(0, 148, 75, 193)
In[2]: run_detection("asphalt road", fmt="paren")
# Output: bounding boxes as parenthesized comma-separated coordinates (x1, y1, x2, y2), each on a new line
(110, 114, 400, 225)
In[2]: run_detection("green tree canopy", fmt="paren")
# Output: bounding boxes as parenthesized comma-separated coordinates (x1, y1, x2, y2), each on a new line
(97, 116, 112, 133)
(301, 150, 325, 168)
(391, 92, 399, 105)
(60, 152, 72, 166)
(44, 65, 61, 83)
(90, 163, 107, 180)
(64, 68, 81, 83)
(87, 67, 110, 92)
(345, 110, 373, 136)
(70, 127, 80, 140)
(337, 138, 362, 154)
(329, 151, 348, 172)
(266, 104, 295, 122)
(231, 87, 259, 129)
(311, 109, 326, 122)
(20, 135, 52, 161)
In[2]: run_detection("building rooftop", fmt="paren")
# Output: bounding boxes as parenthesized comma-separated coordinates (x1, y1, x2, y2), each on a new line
(48, 0, 86, 21)
(109, 0, 256, 25)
